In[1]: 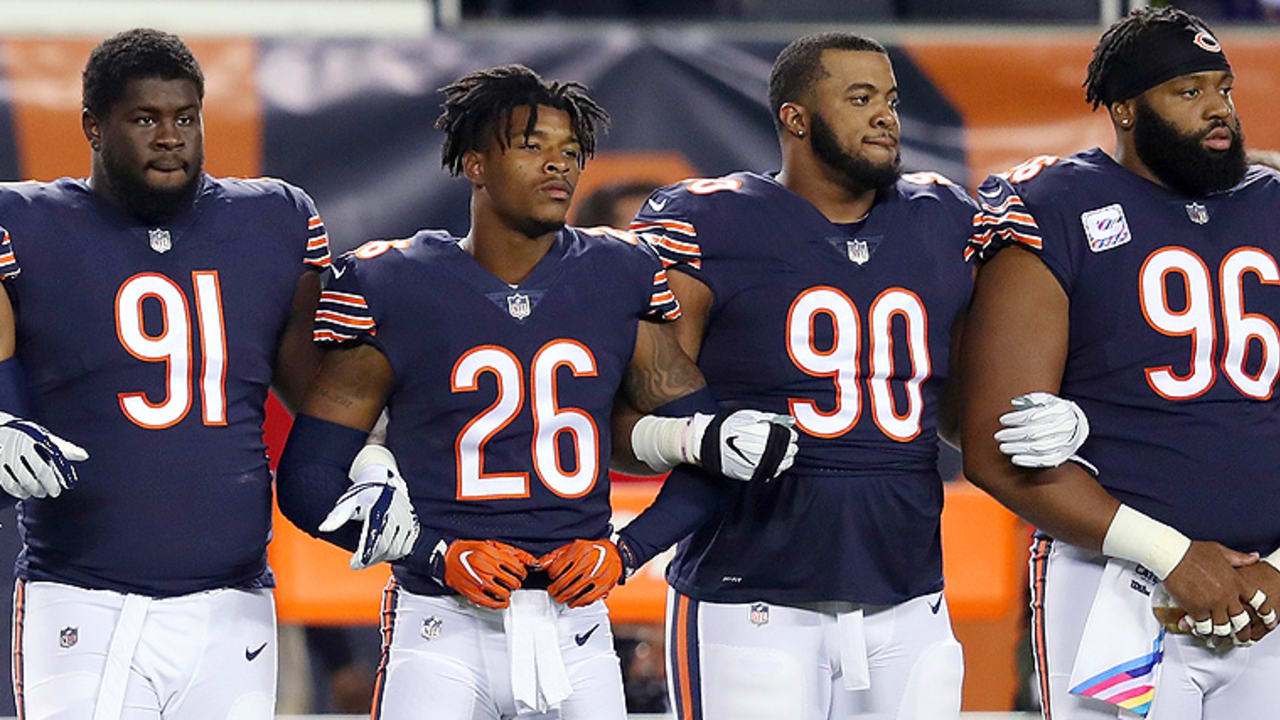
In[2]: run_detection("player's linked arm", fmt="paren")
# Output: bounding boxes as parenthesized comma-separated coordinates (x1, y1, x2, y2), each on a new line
(0, 288, 88, 499)
(961, 247, 1271, 642)
(270, 271, 325, 414)
(277, 344, 395, 553)
(937, 307, 966, 450)
(611, 270, 712, 475)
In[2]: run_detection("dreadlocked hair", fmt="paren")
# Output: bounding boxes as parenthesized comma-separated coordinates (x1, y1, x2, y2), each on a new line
(435, 64, 610, 176)
(1085, 6, 1206, 109)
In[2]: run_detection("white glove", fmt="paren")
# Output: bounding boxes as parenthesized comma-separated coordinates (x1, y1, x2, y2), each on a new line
(319, 445, 420, 569)
(689, 409, 799, 482)
(0, 411, 88, 499)
(995, 392, 1094, 471)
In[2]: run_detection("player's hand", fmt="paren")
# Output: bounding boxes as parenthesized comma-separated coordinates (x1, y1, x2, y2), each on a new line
(539, 538, 623, 608)
(994, 392, 1091, 470)
(1163, 541, 1261, 647)
(0, 411, 88, 499)
(443, 540, 537, 610)
(318, 445, 420, 570)
(692, 409, 799, 482)
(1230, 562, 1280, 644)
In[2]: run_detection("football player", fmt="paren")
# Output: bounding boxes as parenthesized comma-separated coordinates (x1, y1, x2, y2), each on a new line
(0, 29, 330, 719)
(275, 65, 797, 719)
(622, 32, 979, 720)
(961, 8, 1280, 718)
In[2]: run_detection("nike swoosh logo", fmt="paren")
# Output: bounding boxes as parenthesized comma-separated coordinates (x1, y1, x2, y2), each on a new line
(331, 264, 346, 279)
(725, 436, 752, 464)
(459, 550, 484, 584)
(647, 197, 667, 212)
(929, 594, 943, 614)
(575, 624, 599, 646)
(245, 642, 268, 661)
(590, 544, 607, 576)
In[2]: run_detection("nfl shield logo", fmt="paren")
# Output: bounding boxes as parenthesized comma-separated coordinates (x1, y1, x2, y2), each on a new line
(846, 239, 870, 265)
(421, 616, 443, 641)
(148, 228, 172, 254)
(1185, 202, 1210, 225)
(506, 293, 531, 320)
(59, 626, 78, 648)
(749, 603, 769, 626)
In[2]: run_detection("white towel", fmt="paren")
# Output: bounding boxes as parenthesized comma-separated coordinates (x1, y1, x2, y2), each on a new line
(836, 609, 871, 691)
(504, 590, 573, 715)
(1067, 558, 1166, 718)
(93, 594, 151, 720)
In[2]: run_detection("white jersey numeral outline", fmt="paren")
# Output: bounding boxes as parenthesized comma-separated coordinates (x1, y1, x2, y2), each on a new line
(452, 339, 601, 500)
(114, 271, 229, 429)
(785, 285, 931, 441)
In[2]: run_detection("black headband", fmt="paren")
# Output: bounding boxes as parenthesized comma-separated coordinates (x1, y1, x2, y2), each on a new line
(1098, 23, 1231, 106)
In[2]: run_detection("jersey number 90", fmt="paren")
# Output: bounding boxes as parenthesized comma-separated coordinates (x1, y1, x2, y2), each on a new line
(786, 286, 931, 441)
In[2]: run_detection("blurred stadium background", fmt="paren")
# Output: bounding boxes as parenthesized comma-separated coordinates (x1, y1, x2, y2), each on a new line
(0, 0, 1277, 717)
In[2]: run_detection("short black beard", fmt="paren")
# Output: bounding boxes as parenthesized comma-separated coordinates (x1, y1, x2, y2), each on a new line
(809, 111, 901, 194)
(1134, 100, 1247, 197)
(101, 146, 204, 224)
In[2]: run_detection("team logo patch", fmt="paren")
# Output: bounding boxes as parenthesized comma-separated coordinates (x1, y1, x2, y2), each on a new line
(749, 603, 769, 626)
(59, 626, 78, 648)
(846, 239, 870, 265)
(1192, 29, 1222, 53)
(506, 292, 531, 320)
(1185, 202, 1210, 225)
(1080, 204, 1131, 253)
(421, 616, 443, 641)
(148, 228, 172, 254)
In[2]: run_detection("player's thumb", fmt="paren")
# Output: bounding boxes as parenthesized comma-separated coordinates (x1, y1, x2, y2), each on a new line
(1217, 544, 1261, 568)
(51, 436, 89, 462)
(319, 497, 361, 533)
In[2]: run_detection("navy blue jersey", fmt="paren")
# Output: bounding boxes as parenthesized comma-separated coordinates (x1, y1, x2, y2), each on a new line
(312, 226, 680, 596)
(0, 176, 330, 595)
(632, 171, 977, 605)
(970, 149, 1280, 553)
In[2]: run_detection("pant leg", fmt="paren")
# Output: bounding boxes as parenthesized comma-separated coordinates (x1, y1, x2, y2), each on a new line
(371, 584, 498, 720)
(553, 600, 625, 720)
(1033, 539, 1125, 720)
(14, 580, 161, 720)
(829, 592, 963, 720)
(143, 588, 275, 720)
(667, 588, 831, 720)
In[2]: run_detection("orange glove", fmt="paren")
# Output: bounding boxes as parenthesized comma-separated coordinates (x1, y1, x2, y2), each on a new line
(539, 538, 623, 608)
(443, 540, 537, 609)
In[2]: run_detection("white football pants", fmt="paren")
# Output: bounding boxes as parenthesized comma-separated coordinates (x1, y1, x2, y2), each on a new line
(371, 580, 626, 720)
(12, 580, 276, 720)
(1031, 538, 1280, 719)
(665, 588, 963, 720)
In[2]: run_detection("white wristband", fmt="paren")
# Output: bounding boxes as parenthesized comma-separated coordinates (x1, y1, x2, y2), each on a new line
(630, 415, 694, 473)
(1101, 504, 1192, 580)
(1262, 546, 1280, 573)
(349, 443, 400, 481)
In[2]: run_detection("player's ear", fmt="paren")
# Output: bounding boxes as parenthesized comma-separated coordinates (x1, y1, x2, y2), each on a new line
(462, 149, 485, 186)
(82, 109, 103, 151)
(778, 102, 808, 141)
(1110, 100, 1137, 132)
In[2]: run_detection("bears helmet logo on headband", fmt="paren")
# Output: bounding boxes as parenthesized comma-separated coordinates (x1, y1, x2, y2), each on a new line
(1192, 29, 1222, 53)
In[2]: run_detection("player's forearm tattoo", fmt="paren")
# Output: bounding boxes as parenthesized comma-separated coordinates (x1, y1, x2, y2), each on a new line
(315, 385, 355, 408)
(625, 326, 707, 413)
